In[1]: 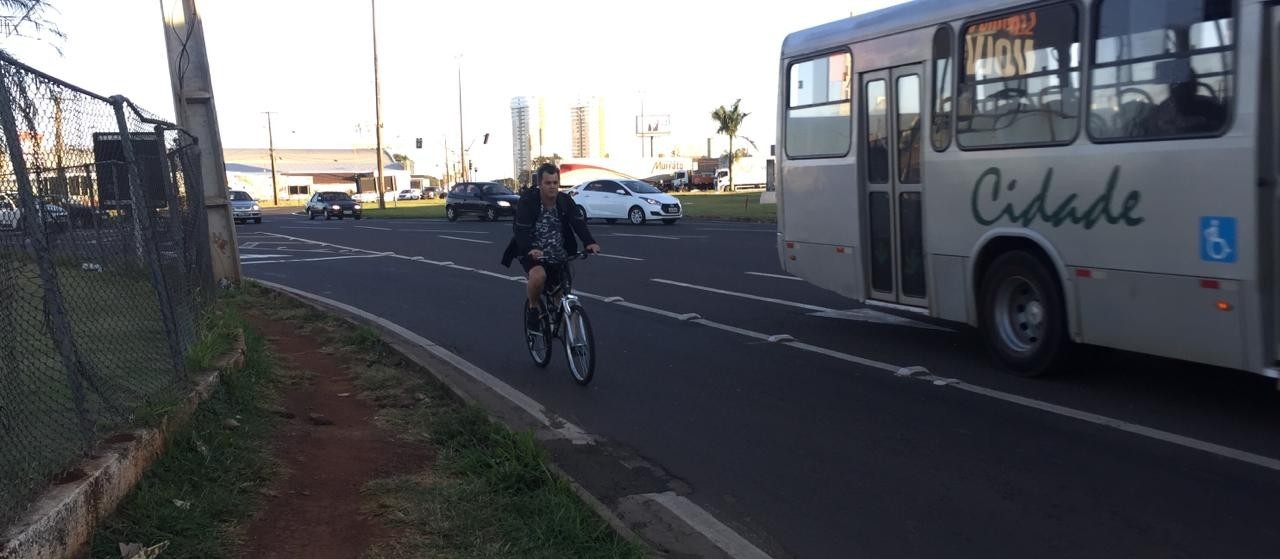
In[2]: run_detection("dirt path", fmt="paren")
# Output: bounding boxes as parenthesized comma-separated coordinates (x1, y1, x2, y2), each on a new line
(237, 314, 430, 559)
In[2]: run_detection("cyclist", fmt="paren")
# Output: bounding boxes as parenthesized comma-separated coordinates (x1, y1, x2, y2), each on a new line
(501, 163, 601, 330)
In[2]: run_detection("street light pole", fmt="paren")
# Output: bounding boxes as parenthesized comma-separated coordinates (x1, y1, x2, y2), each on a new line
(371, 0, 386, 209)
(457, 56, 467, 182)
(263, 111, 278, 206)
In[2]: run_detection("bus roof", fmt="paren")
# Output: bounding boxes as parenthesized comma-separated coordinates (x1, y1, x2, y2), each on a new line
(781, 0, 1023, 59)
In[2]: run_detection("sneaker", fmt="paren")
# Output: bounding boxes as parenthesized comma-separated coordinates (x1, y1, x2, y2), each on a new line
(525, 306, 542, 331)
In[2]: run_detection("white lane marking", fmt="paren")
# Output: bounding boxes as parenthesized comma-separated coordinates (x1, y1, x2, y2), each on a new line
(439, 235, 493, 244)
(279, 226, 333, 230)
(355, 225, 392, 231)
(239, 242, 260, 249)
(250, 279, 596, 445)
(595, 253, 644, 261)
(399, 229, 492, 234)
(952, 383, 1280, 473)
(257, 230, 1280, 473)
(653, 278, 949, 332)
(690, 318, 773, 342)
(610, 233, 680, 240)
(239, 254, 287, 260)
(781, 341, 903, 374)
(241, 254, 387, 265)
(268, 247, 335, 254)
(476, 269, 523, 281)
(745, 272, 802, 281)
(652, 278, 828, 312)
(641, 492, 773, 559)
(697, 228, 775, 233)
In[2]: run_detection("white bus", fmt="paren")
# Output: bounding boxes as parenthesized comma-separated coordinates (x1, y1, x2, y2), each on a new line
(776, 0, 1279, 381)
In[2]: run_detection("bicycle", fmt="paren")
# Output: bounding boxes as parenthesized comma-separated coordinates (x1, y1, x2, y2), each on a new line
(523, 252, 596, 385)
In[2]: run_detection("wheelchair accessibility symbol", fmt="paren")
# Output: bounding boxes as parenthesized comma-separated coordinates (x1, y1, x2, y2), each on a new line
(1200, 216, 1237, 263)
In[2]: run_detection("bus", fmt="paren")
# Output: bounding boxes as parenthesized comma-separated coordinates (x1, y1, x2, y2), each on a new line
(776, 0, 1279, 381)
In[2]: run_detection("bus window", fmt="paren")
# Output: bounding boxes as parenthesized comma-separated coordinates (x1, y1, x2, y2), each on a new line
(1089, 0, 1234, 141)
(786, 51, 853, 158)
(931, 26, 954, 151)
(898, 74, 922, 184)
(865, 79, 889, 184)
(957, 3, 1081, 148)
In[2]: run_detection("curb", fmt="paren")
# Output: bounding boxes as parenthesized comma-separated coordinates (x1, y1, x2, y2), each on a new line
(0, 331, 248, 559)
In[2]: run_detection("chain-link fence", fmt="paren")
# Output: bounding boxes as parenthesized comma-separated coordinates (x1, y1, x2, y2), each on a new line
(0, 53, 215, 528)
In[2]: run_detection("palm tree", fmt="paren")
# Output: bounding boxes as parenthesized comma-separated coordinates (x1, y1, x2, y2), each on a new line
(711, 100, 749, 192)
(1, 1, 63, 45)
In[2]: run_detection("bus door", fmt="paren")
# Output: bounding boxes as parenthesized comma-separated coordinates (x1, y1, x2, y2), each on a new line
(862, 64, 927, 307)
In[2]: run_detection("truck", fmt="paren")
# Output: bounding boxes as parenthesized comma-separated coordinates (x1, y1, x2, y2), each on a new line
(671, 170, 716, 191)
(715, 157, 768, 190)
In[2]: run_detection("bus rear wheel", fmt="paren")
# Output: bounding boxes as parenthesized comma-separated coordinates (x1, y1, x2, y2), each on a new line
(979, 250, 1068, 377)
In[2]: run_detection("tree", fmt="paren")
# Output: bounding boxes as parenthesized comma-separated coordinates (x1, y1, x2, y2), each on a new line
(529, 153, 563, 185)
(531, 153, 563, 168)
(391, 153, 414, 174)
(711, 100, 749, 191)
(1, 1, 64, 47)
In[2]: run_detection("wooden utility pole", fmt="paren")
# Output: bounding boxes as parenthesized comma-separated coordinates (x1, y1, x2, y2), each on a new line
(264, 111, 278, 206)
(371, 0, 386, 209)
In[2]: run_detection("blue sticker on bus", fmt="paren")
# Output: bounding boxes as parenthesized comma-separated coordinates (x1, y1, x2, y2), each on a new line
(1200, 216, 1236, 263)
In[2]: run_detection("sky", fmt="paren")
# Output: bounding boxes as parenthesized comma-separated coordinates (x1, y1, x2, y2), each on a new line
(2, 0, 907, 181)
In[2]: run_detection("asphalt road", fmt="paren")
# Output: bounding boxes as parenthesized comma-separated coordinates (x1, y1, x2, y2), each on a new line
(236, 208, 1280, 559)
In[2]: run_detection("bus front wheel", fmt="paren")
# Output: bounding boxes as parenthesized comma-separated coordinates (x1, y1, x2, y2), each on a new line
(979, 251, 1068, 377)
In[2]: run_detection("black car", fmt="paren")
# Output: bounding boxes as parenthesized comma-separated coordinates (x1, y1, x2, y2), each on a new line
(46, 197, 109, 229)
(305, 191, 363, 220)
(445, 182, 520, 222)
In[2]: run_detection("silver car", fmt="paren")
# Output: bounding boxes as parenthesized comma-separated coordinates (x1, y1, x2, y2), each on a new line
(229, 190, 261, 224)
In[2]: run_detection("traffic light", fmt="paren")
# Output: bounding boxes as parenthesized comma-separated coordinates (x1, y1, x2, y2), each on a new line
(482, 133, 489, 145)
(415, 137, 422, 149)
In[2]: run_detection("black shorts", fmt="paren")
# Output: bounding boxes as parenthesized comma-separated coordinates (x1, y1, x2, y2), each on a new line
(520, 257, 563, 287)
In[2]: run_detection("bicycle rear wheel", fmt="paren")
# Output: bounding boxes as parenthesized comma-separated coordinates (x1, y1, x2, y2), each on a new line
(524, 300, 552, 368)
(563, 304, 595, 385)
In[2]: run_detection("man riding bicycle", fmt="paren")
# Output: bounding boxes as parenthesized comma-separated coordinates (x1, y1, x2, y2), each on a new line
(502, 163, 601, 331)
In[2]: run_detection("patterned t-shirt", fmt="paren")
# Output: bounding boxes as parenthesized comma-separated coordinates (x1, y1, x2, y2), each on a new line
(534, 204, 567, 262)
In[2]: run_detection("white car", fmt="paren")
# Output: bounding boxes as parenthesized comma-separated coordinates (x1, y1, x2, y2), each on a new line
(0, 193, 69, 231)
(396, 188, 421, 201)
(569, 179, 681, 225)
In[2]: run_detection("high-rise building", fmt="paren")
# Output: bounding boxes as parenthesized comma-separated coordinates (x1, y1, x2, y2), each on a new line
(570, 97, 607, 159)
(570, 103, 590, 158)
(511, 97, 533, 182)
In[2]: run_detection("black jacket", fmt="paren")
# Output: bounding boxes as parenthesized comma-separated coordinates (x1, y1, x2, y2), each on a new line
(501, 188, 596, 267)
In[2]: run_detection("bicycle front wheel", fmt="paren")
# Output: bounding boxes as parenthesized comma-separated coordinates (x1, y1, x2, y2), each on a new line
(524, 300, 552, 368)
(563, 304, 595, 385)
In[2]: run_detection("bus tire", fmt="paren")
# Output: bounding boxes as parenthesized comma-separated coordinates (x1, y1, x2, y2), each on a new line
(979, 250, 1067, 377)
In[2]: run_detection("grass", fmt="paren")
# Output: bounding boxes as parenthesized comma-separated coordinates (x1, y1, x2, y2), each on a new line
(82, 283, 643, 558)
(364, 388, 647, 559)
(355, 192, 779, 223)
(360, 198, 446, 220)
(244, 284, 645, 558)
(672, 191, 777, 222)
(88, 301, 279, 559)
(0, 263, 199, 528)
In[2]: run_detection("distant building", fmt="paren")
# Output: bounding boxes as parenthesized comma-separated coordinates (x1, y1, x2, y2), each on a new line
(569, 97, 606, 159)
(223, 148, 407, 202)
